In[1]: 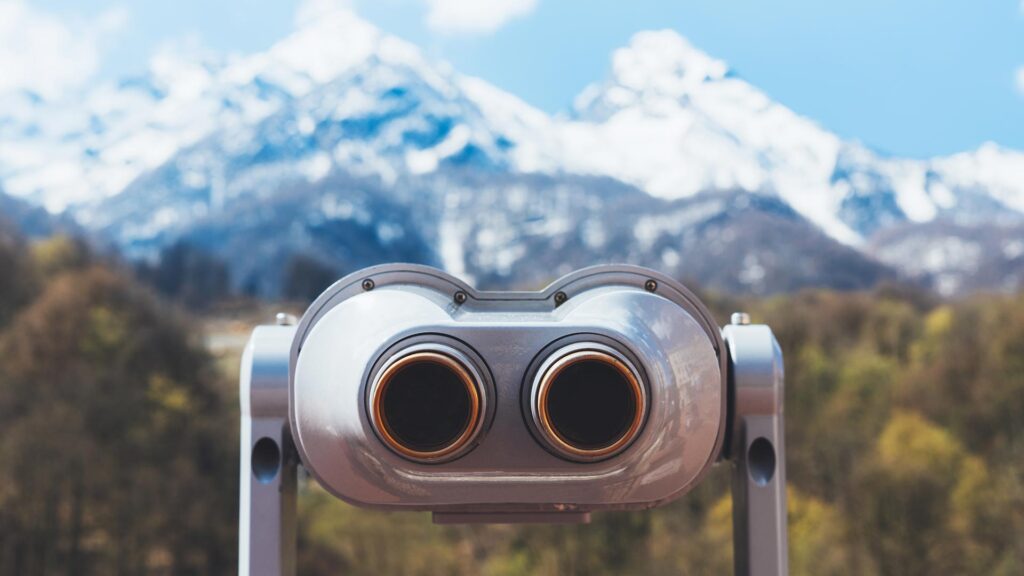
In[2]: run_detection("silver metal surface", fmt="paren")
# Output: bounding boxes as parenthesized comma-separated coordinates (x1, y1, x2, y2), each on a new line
(289, 264, 726, 514)
(240, 325, 297, 576)
(724, 323, 788, 576)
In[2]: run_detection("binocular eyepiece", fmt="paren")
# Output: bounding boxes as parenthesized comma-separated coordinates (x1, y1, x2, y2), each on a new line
(288, 264, 731, 514)
(369, 346, 485, 462)
(529, 344, 646, 461)
(368, 340, 648, 464)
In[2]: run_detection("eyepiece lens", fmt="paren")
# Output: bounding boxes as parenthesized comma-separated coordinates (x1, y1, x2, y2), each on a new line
(533, 347, 646, 460)
(381, 361, 472, 451)
(372, 351, 482, 460)
(545, 359, 638, 450)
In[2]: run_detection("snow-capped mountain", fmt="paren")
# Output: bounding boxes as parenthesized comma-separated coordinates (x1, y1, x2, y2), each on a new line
(0, 8, 1021, 296)
(539, 31, 1023, 250)
(0, 10, 402, 212)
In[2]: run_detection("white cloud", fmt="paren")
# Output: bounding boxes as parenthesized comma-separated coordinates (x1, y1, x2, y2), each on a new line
(1017, 67, 1024, 97)
(0, 1, 127, 99)
(423, 0, 538, 34)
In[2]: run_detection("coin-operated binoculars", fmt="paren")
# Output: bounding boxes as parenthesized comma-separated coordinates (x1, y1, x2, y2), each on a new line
(240, 264, 787, 576)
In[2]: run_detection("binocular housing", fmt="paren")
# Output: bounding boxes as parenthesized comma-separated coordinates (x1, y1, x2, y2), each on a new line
(240, 264, 787, 575)
(289, 264, 725, 517)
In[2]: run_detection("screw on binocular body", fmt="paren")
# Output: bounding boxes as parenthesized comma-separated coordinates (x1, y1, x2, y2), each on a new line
(362, 279, 375, 291)
(454, 291, 468, 305)
(554, 291, 568, 306)
(731, 312, 751, 325)
(644, 279, 657, 292)
(274, 312, 297, 326)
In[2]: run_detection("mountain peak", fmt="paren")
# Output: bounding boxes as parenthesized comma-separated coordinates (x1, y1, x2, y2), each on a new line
(268, 8, 381, 85)
(614, 30, 729, 91)
(574, 30, 729, 118)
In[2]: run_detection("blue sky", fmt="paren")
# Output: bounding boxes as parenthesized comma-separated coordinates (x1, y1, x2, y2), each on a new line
(10, 0, 1024, 158)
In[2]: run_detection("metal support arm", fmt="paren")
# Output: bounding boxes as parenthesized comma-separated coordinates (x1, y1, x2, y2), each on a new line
(724, 321, 789, 576)
(239, 325, 298, 576)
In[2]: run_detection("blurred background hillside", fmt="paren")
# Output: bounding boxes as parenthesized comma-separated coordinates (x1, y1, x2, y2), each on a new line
(1, 0, 1023, 574)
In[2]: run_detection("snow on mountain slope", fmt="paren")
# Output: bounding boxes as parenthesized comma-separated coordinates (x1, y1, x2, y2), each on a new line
(928, 143, 1024, 216)
(85, 45, 527, 252)
(530, 31, 1024, 245)
(558, 30, 850, 246)
(870, 219, 1024, 296)
(1, 47, 258, 211)
(463, 30, 1024, 247)
(0, 10, 397, 212)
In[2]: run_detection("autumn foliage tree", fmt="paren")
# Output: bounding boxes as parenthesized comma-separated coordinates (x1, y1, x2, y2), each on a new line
(0, 223, 37, 327)
(0, 264, 235, 575)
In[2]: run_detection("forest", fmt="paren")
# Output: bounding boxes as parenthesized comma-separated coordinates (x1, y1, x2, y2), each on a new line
(0, 225, 1022, 575)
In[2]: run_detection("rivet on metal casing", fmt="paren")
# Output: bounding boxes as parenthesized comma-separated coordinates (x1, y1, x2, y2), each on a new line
(731, 312, 751, 325)
(553, 291, 568, 306)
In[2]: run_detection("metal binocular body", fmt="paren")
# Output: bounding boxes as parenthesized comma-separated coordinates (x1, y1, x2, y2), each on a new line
(240, 264, 788, 576)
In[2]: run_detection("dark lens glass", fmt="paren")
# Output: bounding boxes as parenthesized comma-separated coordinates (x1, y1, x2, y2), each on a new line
(545, 359, 637, 450)
(380, 360, 473, 452)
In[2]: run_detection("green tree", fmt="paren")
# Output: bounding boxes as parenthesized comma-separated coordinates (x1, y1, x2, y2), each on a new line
(136, 241, 230, 309)
(30, 235, 93, 280)
(0, 223, 38, 327)
(0, 267, 236, 575)
(298, 488, 465, 576)
(903, 300, 1024, 459)
(854, 411, 1018, 575)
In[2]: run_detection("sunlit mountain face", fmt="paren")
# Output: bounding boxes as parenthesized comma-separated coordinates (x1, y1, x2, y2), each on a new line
(1, 9, 1022, 297)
